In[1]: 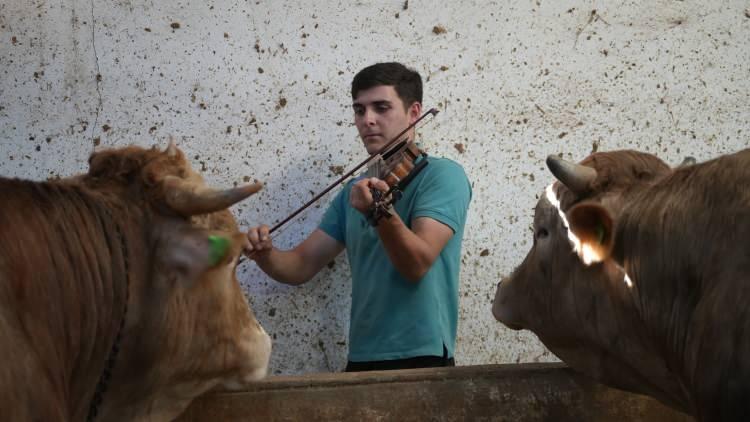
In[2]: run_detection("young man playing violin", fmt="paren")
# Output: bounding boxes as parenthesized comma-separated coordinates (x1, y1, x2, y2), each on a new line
(245, 62, 472, 371)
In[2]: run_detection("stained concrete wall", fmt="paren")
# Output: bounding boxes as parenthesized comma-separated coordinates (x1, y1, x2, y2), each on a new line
(1, 1, 748, 375)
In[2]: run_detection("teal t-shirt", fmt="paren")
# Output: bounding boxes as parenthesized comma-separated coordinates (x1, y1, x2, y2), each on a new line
(319, 155, 472, 362)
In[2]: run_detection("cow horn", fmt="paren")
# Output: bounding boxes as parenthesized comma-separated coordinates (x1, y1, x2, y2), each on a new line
(165, 137, 179, 158)
(163, 175, 263, 216)
(678, 156, 696, 167)
(546, 155, 597, 195)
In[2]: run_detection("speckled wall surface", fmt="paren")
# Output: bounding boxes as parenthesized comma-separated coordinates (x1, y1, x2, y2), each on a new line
(2, 0, 748, 375)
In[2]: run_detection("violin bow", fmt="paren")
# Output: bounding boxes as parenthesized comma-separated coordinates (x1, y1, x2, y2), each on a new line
(268, 108, 439, 234)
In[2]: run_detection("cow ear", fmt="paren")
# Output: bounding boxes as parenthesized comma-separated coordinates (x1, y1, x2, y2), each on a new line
(566, 203, 615, 265)
(161, 229, 240, 286)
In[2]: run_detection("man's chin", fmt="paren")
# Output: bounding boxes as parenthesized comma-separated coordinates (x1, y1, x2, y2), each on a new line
(363, 139, 386, 154)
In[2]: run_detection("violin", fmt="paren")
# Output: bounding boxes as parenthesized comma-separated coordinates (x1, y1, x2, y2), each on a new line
(364, 138, 429, 226)
(268, 108, 439, 234)
(366, 138, 427, 187)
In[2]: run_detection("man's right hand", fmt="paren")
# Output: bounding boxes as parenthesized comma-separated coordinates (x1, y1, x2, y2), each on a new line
(245, 224, 273, 259)
(242, 227, 345, 285)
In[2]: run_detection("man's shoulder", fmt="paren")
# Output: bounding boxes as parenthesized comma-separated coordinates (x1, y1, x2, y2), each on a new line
(424, 155, 469, 179)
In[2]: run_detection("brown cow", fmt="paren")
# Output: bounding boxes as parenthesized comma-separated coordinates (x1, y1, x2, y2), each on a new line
(0, 143, 271, 421)
(493, 149, 750, 421)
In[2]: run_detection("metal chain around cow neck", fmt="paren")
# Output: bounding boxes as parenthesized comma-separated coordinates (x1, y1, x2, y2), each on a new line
(86, 209, 131, 422)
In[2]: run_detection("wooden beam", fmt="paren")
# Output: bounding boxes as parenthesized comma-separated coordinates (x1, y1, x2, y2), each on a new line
(177, 363, 691, 421)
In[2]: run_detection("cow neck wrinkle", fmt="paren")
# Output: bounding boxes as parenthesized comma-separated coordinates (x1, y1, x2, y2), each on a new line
(85, 204, 131, 422)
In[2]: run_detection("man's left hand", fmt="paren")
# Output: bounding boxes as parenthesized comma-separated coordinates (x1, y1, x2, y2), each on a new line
(350, 177, 389, 215)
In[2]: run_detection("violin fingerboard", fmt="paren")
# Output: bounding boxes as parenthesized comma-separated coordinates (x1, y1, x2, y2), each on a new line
(365, 155, 384, 179)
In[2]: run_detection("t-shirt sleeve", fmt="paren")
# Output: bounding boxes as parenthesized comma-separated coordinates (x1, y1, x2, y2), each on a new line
(412, 159, 472, 233)
(318, 184, 348, 244)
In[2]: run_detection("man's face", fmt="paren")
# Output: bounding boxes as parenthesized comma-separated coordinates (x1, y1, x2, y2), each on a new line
(352, 85, 421, 155)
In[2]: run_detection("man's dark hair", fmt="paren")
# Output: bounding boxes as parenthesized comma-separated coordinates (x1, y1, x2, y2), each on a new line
(351, 62, 423, 108)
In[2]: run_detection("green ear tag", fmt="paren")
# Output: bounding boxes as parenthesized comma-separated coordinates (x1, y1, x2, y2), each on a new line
(595, 224, 605, 244)
(208, 235, 231, 266)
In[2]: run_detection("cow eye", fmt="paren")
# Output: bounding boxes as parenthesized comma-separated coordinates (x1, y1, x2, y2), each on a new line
(536, 228, 549, 239)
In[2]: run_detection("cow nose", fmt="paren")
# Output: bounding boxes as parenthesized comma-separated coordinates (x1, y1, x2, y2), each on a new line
(491, 302, 502, 322)
(491, 276, 509, 322)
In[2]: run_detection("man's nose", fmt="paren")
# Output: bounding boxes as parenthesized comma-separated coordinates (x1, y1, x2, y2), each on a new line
(363, 108, 377, 125)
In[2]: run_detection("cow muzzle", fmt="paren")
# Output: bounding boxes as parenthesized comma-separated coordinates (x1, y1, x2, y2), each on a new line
(221, 322, 272, 391)
(491, 279, 503, 321)
(492, 277, 524, 330)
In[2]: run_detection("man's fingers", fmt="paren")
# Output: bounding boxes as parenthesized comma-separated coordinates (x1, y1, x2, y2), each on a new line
(369, 177, 389, 192)
(247, 228, 260, 244)
(246, 224, 273, 251)
(353, 178, 370, 192)
(259, 225, 270, 242)
(241, 235, 252, 251)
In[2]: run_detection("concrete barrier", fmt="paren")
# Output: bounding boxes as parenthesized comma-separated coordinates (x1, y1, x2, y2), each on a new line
(176, 363, 691, 421)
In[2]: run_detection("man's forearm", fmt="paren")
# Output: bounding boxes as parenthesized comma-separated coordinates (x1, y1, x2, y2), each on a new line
(252, 248, 311, 286)
(375, 215, 435, 282)
(349, 177, 451, 282)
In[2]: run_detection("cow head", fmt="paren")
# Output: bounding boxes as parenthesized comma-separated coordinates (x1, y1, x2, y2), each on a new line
(82, 142, 271, 421)
(491, 150, 690, 409)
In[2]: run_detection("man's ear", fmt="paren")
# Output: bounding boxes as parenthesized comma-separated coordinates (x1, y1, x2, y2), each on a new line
(160, 228, 241, 287)
(566, 203, 615, 265)
(408, 101, 422, 122)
